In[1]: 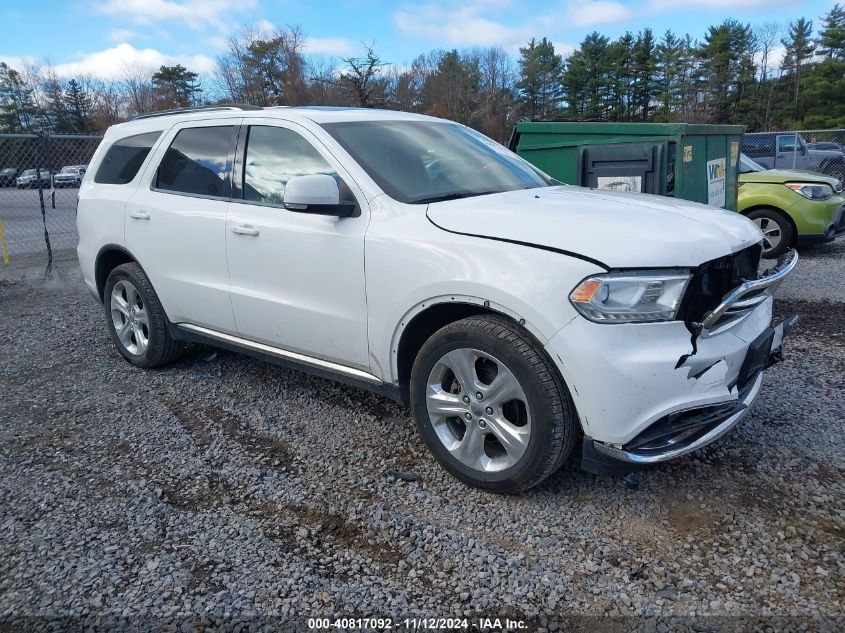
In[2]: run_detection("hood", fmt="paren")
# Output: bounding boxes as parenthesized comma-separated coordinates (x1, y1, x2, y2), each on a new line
(740, 168, 842, 188)
(426, 186, 762, 269)
(807, 148, 844, 158)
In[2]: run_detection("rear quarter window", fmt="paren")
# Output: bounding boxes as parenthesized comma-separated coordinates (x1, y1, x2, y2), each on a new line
(94, 131, 162, 185)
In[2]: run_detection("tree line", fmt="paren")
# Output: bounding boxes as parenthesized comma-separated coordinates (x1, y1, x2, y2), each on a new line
(1, 4, 843, 142)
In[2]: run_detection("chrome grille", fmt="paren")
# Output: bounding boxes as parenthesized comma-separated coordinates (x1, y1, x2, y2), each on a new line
(699, 249, 798, 335)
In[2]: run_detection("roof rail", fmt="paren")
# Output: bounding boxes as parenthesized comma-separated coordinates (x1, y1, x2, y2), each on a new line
(131, 104, 262, 121)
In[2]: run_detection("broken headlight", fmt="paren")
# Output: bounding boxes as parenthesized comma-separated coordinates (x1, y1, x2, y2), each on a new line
(569, 271, 691, 323)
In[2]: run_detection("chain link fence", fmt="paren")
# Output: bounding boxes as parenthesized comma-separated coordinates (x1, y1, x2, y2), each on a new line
(0, 133, 102, 273)
(742, 129, 845, 183)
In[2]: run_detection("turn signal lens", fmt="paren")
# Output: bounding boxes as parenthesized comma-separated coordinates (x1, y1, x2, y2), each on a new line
(570, 279, 602, 303)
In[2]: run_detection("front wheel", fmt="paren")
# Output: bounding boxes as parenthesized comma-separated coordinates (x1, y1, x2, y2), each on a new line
(410, 315, 579, 493)
(746, 208, 794, 259)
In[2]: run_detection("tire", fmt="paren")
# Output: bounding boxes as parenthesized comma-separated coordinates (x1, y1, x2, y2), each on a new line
(745, 208, 794, 259)
(103, 262, 183, 368)
(410, 314, 579, 493)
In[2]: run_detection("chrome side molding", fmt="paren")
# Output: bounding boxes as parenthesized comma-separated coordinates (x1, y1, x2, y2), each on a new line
(177, 323, 383, 385)
(700, 248, 798, 334)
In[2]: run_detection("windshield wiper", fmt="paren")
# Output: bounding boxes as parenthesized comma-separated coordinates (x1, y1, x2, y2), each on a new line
(411, 190, 501, 204)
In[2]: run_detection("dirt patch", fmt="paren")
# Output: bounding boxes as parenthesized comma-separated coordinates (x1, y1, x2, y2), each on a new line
(247, 500, 403, 571)
(665, 497, 720, 536)
(167, 398, 299, 473)
(773, 299, 845, 345)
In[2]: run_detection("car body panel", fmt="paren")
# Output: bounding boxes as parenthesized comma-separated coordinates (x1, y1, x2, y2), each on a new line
(738, 168, 845, 238)
(426, 186, 762, 268)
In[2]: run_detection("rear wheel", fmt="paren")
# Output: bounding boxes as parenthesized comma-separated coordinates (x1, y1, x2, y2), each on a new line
(410, 315, 579, 493)
(103, 263, 183, 368)
(746, 208, 794, 258)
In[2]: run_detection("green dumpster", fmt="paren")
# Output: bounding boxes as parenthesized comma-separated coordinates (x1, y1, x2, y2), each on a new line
(508, 122, 745, 211)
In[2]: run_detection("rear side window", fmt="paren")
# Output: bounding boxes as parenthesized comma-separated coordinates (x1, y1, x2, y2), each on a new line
(156, 126, 236, 198)
(94, 131, 161, 185)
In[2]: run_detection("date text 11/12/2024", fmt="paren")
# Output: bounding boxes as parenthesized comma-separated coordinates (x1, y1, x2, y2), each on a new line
(307, 617, 529, 630)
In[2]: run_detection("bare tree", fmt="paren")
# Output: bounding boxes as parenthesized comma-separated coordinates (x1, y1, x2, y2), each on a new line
(754, 22, 782, 129)
(121, 64, 156, 115)
(339, 44, 386, 107)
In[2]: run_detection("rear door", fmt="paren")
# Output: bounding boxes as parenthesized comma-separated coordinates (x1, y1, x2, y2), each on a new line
(225, 119, 370, 370)
(125, 119, 240, 332)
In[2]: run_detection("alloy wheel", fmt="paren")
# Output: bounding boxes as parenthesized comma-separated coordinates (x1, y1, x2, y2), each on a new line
(753, 216, 782, 254)
(425, 348, 531, 472)
(110, 280, 150, 355)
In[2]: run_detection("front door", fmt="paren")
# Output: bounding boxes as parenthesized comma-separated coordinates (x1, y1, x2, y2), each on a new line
(225, 120, 370, 370)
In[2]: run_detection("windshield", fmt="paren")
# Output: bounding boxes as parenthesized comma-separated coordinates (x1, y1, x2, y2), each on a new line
(60, 166, 76, 173)
(321, 120, 553, 204)
(1, 168, 14, 174)
(21, 169, 36, 176)
(739, 154, 765, 173)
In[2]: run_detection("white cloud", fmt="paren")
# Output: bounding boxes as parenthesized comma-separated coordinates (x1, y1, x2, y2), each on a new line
(565, 1, 632, 28)
(305, 38, 356, 57)
(649, 0, 786, 8)
(754, 44, 787, 71)
(393, 1, 625, 53)
(108, 29, 145, 42)
(47, 43, 216, 79)
(95, 0, 257, 30)
(0, 56, 26, 70)
(552, 41, 576, 59)
(394, 1, 533, 50)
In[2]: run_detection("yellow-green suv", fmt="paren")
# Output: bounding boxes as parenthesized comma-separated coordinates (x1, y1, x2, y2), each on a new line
(739, 154, 844, 258)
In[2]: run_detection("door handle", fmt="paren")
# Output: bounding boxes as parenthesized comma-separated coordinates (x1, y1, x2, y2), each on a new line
(129, 210, 150, 220)
(232, 225, 260, 236)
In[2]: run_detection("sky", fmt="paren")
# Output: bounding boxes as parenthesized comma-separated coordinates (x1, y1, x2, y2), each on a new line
(0, 0, 840, 80)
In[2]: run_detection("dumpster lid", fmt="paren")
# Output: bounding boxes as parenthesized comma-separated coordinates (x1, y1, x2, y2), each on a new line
(509, 121, 745, 150)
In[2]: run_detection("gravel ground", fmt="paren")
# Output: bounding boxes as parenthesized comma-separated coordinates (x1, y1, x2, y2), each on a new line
(0, 243, 843, 632)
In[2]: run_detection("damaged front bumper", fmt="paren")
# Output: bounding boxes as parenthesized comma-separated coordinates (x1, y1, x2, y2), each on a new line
(545, 250, 799, 478)
(581, 316, 798, 476)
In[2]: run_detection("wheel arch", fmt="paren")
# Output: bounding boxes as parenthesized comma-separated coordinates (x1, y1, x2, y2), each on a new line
(94, 244, 139, 301)
(739, 204, 798, 245)
(391, 295, 547, 389)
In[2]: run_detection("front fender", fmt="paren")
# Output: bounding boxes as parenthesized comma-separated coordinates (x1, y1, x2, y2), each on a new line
(364, 203, 603, 382)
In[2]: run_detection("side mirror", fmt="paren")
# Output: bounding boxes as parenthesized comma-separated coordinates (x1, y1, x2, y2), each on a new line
(283, 174, 356, 217)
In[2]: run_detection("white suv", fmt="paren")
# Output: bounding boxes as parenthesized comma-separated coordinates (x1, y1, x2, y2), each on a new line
(77, 105, 798, 492)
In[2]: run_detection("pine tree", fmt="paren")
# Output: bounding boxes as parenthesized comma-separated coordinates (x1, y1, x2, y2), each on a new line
(63, 79, 93, 132)
(516, 38, 563, 119)
(0, 62, 38, 132)
(656, 30, 683, 120)
(562, 32, 611, 119)
(608, 33, 634, 120)
(818, 3, 845, 60)
(151, 64, 202, 109)
(781, 18, 815, 123)
(632, 29, 657, 120)
(43, 73, 70, 132)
